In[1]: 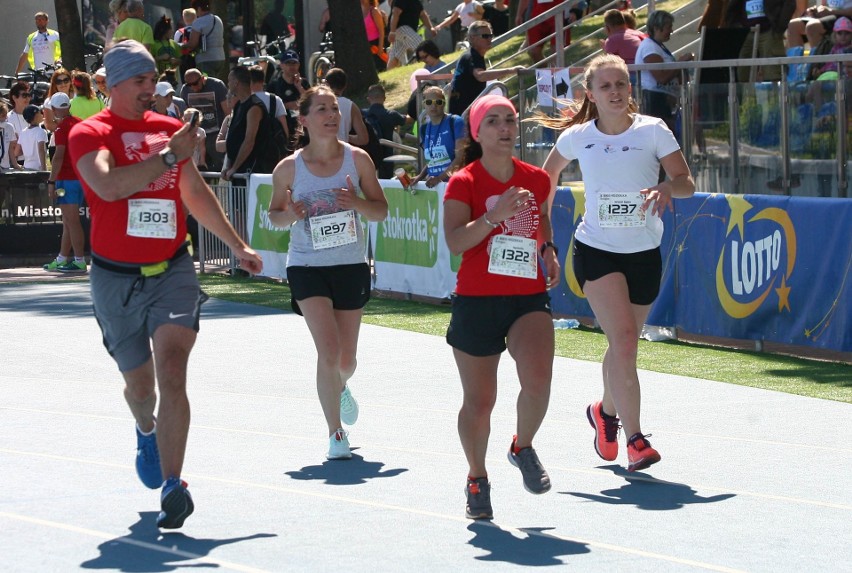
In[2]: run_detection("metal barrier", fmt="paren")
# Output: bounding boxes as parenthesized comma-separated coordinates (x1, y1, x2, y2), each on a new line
(197, 173, 249, 274)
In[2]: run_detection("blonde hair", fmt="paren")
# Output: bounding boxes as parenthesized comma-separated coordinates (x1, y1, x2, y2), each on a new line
(534, 53, 637, 130)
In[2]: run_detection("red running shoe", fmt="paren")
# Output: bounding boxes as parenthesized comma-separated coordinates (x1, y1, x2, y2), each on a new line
(586, 401, 619, 461)
(627, 433, 661, 472)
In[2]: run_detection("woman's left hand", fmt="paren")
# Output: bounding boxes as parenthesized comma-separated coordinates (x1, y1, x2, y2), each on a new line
(640, 182, 674, 218)
(335, 174, 360, 211)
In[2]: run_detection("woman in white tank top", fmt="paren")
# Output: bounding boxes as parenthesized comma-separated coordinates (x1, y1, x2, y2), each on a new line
(267, 85, 388, 461)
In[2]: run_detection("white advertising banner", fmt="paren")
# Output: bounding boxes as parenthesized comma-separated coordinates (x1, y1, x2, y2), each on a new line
(371, 179, 458, 299)
(246, 174, 289, 279)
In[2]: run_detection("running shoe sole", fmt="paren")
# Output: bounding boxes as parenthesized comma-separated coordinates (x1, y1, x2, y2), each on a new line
(157, 487, 194, 529)
(627, 451, 661, 472)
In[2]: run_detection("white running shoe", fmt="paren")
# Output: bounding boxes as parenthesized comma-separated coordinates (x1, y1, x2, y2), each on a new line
(340, 386, 359, 425)
(327, 428, 352, 460)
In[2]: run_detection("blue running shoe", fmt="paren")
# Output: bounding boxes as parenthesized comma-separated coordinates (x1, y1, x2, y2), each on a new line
(157, 477, 194, 529)
(135, 426, 162, 489)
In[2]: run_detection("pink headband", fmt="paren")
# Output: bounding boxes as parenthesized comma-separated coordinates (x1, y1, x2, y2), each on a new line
(469, 94, 516, 141)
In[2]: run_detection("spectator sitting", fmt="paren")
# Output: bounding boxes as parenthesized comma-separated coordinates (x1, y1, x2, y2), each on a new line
(410, 84, 465, 188)
(324, 68, 370, 146)
(69, 71, 106, 120)
(817, 16, 852, 74)
(602, 9, 646, 84)
(416, 39, 445, 72)
(18, 104, 47, 171)
(724, 0, 797, 82)
(786, 0, 852, 52)
(111, 0, 154, 52)
(362, 83, 407, 178)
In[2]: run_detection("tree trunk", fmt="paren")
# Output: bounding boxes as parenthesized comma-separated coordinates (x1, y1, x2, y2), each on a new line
(54, 0, 85, 72)
(327, 0, 378, 95)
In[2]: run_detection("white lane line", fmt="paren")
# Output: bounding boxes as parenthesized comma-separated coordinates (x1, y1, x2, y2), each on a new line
(0, 512, 271, 573)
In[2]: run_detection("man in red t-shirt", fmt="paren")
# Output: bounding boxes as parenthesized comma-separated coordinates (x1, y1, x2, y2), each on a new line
(68, 40, 262, 530)
(515, 0, 575, 63)
(43, 92, 86, 273)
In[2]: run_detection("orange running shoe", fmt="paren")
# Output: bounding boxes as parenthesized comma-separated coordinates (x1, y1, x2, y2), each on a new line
(586, 401, 620, 461)
(627, 433, 661, 472)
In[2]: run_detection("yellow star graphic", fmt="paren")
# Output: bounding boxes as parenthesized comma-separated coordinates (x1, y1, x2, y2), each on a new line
(775, 275, 791, 313)
(725, 196, 752, 239)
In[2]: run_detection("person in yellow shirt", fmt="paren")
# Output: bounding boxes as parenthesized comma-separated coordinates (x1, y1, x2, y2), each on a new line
(111, 0, 154, 52)
(16, 12, 62, 73)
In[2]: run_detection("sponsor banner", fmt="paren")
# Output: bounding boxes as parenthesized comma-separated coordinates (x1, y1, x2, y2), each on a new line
(247, 174, 289, 279)
(372, 180, 456, 299)
(549, 189, 851, 352)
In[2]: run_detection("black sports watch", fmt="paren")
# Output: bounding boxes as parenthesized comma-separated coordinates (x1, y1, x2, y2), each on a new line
(540, 241, 558, 257)
(159, 148, 178, 169)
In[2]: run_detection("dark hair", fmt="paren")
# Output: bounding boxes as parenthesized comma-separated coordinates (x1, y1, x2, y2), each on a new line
(324, 67, 347, 91)
(248, 65, 265, 84)
(459, 115, 481, 166)
(191, 0, 210, 11)
(604, 9, 626, 28)
(294, 85, 337, 149)
(153, 15, 172, 41)
(10, 83, 30, 99)
(72, 69, 96, 100)
(415, 39, 441, 60)
(229, 65, 252, 86)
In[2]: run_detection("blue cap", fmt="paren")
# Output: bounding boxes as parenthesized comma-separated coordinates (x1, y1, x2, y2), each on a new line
(279, 50, 299, 62)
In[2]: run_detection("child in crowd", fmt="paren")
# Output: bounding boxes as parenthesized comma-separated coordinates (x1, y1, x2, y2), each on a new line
(18, 104, 47, 171)
(0, 103, 22, 171)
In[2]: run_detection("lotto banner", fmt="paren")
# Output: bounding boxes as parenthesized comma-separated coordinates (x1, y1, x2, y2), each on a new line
(549, 189, 852, 352)
(246, 174, 290, 279)
(371, 180, 458, 299)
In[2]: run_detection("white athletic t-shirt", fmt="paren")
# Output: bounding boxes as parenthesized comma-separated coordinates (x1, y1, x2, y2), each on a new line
(554, 114, 681, 253)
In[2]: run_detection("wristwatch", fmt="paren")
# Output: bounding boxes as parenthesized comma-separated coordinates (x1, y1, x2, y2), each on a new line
(159, 148, 178, 168)
(540, 241, 558, 257)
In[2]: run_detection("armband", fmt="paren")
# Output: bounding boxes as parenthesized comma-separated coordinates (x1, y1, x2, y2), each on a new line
(540, 241, 558, 257)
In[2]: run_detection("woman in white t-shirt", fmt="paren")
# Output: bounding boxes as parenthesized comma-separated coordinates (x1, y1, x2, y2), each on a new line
(541, 54, 695, 474)
(633, 10, 694, 133)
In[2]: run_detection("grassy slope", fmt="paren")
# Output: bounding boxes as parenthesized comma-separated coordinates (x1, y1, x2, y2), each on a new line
(198, 274, 852, 404)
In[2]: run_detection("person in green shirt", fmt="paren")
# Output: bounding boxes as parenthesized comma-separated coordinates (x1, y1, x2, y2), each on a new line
(152, 15, 181, 76)
(69, 71, 106, 120)
(111, 0, 154, 52)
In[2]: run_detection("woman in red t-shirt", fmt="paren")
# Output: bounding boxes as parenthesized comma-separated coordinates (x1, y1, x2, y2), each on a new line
(443, 95, 560, 520)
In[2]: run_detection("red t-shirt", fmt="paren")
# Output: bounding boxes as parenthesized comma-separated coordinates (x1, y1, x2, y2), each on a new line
(69, 109, 187, 263)
(53, 115, 81, 180)
(444, 158, 550, 296)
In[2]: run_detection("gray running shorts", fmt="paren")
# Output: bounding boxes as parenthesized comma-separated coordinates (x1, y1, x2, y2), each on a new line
(90, 253, 207, 372)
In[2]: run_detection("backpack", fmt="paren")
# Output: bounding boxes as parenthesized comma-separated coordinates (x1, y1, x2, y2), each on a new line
(251, 94, 290, 173)
(359, 110, 389, 177)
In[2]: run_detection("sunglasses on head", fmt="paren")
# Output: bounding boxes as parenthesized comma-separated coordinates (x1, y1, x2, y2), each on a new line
(477, 33, 494, 39)
(424, 99, 444, 106)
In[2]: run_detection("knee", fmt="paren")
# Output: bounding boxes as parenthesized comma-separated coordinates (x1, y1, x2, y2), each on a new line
(520, 372, 552, 399)
(608, 328, 640, 360)
(805, 20, 824, 36)
(462, 391, 497, 418)
(339, 356, 357, 379)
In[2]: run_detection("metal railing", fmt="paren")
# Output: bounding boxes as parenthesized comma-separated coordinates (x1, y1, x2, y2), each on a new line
(197, 173, 249, 274)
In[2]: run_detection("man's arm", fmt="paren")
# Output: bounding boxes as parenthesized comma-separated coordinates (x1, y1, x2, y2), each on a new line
(419, 9, 437, 37)
(15, 51, 29, 74)
(473, 64, 525, 82)
(179, 163, 262, 274)
(75, 122, 198, 201)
